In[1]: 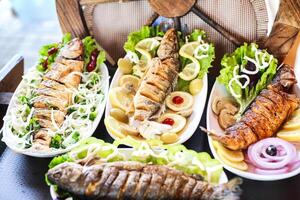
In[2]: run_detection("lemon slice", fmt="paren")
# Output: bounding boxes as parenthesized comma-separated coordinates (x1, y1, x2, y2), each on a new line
(135, 38, 160, 61)
(282, 109, 300, 131)
(109, 87, 134, 112)
(166, 91, 194, 112)
(217, 152, 248, 171)
(277, 130, 300, 142)
(189, 78, 203, 95)
(178, 59, 200, 81)
(104, 116, 126, 139)
(213, 141, 244, 162)
(179, 41, 200, 60)
(118, 75, 140, 92)
(158, 113, 186, 133)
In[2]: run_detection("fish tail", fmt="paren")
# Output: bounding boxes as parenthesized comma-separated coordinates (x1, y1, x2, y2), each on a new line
(200, 126, 223, 141)
(211, 178, 243, 200)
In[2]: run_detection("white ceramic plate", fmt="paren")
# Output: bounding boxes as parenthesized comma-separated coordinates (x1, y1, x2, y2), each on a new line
(49, 148, 228, 200)
(206, 45, 300, 181)
(104, 68, 208, 144)
(2, 64, 110, 157)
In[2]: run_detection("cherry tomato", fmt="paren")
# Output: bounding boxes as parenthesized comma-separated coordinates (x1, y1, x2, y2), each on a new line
(172, 96, 184, 104)
(87, 50, 99, 72)
(162, 118, 175, 126)
(48, 47, 58, 55)
(43, 58, 48, 69)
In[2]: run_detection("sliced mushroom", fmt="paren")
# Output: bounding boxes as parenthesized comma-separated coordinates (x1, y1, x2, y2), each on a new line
(120, 123, 139, 136)
(212, 97, 238, 115)
(218, 108, 237, 130)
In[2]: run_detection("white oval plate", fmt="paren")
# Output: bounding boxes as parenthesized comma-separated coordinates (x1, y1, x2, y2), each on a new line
(206, 45, 300, 181)
(49, 148, 228, 200)
(2, 64, 110, 157)
(105, 68, 208, 144)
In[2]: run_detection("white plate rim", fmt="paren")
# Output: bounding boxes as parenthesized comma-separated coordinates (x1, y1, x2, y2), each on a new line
(104, 68, 208, 145)
(2, 63, 110, 158)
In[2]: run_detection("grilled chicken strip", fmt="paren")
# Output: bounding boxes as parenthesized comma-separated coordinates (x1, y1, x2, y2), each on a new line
(47, 161, 242, 200)
(211, 65, 300, 150)
(133, 29, 179, 121)
(33, 108, 65, 128)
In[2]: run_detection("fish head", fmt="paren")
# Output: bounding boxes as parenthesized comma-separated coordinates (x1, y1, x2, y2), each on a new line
(47, 162, 83, 185)
(157, 28, 179, 60)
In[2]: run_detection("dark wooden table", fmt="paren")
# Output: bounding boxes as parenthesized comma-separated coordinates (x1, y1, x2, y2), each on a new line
(0, 67, 300, 200)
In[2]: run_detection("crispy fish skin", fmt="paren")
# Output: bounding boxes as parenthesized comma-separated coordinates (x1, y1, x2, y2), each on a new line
(211, 65, 300, 150)
(47, 161, 242, 200)
(133, 29, 179, 121)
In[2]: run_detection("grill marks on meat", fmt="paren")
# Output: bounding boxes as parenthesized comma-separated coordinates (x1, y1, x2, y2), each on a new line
(47, 161, 242, 200)
(32, 38, 84, 148)
(133, 29, 180, 121)
(211, 65, 300, 150)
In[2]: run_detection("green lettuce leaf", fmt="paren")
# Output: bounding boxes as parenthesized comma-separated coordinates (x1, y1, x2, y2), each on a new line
(47, 137, 223, 184)
(123, 26, 164, 52)
(82, 36, 106, 72)
(217, 43, 278, 115)
(177, 29, 215, 91)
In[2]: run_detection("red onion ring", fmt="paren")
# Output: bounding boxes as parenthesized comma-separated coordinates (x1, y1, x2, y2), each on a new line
(247, 138, 297, 170)
(254, 167, 289, 175)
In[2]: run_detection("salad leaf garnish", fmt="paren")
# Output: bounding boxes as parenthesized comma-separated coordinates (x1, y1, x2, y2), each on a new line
(176, 29, 215, 91)
(217, 43, 277, 115)
(48, 137, 223, 184)
(123, 26, 164, 52)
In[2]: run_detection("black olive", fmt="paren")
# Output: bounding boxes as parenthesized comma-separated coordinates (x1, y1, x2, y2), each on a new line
(266, 145, 277, 156)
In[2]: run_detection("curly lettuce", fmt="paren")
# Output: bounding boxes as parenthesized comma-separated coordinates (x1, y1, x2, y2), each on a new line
(217, 43, 278, 115)
(176, 29, 215, 91)
(123, 26, 164, 52)
(47, 137, 223, 184)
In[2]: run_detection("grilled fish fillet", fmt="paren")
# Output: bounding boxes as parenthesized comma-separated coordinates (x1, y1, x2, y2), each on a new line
(211, 65, 300, 150)
(47, 161, 242, 200)
(133, 29, 179, 121)
(32, 38, 84, 148)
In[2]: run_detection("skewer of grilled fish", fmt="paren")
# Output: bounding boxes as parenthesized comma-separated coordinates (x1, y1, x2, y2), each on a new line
(133, 29, 180, 121)
(32, 38, 84, 149)
(47, 161, 242, 200)
(210, 65, 300, 150)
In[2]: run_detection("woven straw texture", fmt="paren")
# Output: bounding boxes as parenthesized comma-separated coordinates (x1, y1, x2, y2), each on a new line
(82, 0, 268, 63)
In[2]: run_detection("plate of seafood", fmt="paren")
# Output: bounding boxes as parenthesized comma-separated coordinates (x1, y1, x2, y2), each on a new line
(46, 137, 242, 200)
(206, 43, 300, 180)
(2, 34, 109, 157)
(105, 26, 214, 144)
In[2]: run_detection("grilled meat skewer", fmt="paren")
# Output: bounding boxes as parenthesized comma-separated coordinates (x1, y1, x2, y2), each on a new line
(210, 65, 300, 150)
(47, 161, 242, 200)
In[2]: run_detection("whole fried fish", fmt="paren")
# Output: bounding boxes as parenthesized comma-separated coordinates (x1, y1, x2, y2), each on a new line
(133, 29, 180, 121)
(210, 65, 300, 150)
(47, 161, 242, 200)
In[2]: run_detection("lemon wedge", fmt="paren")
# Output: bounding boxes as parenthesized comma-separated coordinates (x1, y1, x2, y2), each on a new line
(135, 38, 160, 62)
(277, 130, 300, 142)
(282, 109, 300, 131)
(189, 78, 203, 95)
(104, 116, 126, 139)
(109, 87, 134, 112)
(118, 75, 140, 92)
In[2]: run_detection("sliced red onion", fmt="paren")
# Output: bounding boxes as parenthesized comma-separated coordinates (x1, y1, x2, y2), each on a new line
(254, 167, 289, 175)
(247, 138, 297, 170)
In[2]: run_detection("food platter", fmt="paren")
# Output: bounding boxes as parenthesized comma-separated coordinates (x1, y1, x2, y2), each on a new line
(2, 36, 110, 157)
(206, 45, 300, 181)
(105, 68, 208, 144)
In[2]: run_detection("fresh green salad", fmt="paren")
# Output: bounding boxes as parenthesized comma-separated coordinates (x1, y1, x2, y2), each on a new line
(3, 34, 107, 152)
(120, 26, 215, 94)
(217, 43, 278, 115)
(47, 137, 223, 188)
